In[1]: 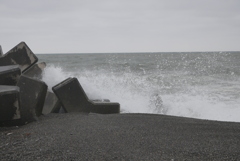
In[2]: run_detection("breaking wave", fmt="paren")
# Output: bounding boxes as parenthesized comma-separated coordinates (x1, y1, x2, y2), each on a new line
(42, 61, 240, 123)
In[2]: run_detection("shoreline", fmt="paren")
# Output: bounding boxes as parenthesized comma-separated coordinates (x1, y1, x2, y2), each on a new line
(1, 113, 240, 160)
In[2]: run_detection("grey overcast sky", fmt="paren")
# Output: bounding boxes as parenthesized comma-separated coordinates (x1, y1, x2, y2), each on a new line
(0, 0, 239, 53)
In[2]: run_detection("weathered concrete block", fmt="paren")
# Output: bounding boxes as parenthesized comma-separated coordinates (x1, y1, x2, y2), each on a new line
(92, 99, 110, 103)
(0, 85, 20, 122)
(42, 91, 61, 115)
(59, 107, 66, 113)
(52, 77, 120, 114)
(0, 65, 21, 85)
(0, 42, 38, 72)
(52, 78, 90, 113)
(23, 62, 46, 80)
(90, 102, 120, 114)
(0, 45, 3, 57)
(17, 75, 48, 122)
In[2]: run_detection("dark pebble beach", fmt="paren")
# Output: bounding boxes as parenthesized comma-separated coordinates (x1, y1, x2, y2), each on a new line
(1, 113, 240, 160)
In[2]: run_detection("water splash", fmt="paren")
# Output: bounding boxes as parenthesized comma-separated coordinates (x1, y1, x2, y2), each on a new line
(42, 62, 240, 122)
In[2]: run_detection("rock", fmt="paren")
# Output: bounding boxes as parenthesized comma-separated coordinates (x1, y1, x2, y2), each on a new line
(17, 75, 48, 123)
(42, 91, 61, 115)
(0, 42, 38, 72)
(0, 65, 21, 85)
(0, 45, 3, 57)
(52, 77, 120, 114)
(23, 62, 46, 80)
(0, 85, 21, 122)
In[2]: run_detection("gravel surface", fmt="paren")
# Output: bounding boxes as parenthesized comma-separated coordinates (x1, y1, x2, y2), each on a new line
(1, 113, 240, 160)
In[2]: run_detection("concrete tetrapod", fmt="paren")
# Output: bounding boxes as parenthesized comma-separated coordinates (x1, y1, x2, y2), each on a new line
(0, 65, 21, 85)
(0, 45, 3, 57)
(0, 85, 20, 122)
(17, 75, 48, 123)
(42, 91, 61, 115)
(52, 77, 120, 114)
(0, 42, 38, 72)
(23, 62, 46, 80)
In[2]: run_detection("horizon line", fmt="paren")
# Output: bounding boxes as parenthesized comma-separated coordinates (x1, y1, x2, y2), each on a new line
(36, 50, 240, 54)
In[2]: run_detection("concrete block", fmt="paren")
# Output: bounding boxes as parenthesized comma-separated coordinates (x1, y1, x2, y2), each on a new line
(0, 85, 21, 122)
(42, 91, 61, 115)
(23, 62, 46, 80)
(92, 99, 110, 103)
(52, 77, 90, 113)
(90, 102, 120, 114)
(52, 77, 120, 114)
(17, 75, 48, 122)
(0, 45, 3, 57)
(0, 42, 38, 72)
(59, 107, 66, 113)
(0, 65, 21, 85)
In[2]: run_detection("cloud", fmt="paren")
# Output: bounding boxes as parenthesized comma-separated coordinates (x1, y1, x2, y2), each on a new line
(0, 0, 239, 53)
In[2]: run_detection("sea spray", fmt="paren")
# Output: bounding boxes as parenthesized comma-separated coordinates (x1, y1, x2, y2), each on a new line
(39, 52, 240, 122)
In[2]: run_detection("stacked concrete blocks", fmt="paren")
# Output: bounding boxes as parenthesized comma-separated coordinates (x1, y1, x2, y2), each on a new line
(0, 42, 50, 125)
(0, 65, 21, 123)
(52, 77, 120, 114)
(0, 41, 121, 126)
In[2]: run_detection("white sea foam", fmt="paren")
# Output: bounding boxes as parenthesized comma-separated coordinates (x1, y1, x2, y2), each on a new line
(42, 65, 71, 91)
(163, 94, 240, 122)
(42, 64, 240, 123)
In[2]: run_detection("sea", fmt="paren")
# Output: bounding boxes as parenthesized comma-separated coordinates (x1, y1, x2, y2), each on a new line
(37, 52, 240, 122)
